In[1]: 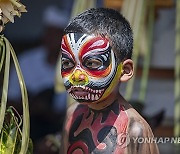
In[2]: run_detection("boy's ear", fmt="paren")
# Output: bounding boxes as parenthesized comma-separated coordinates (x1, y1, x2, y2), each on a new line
(120, 59, 134, 82)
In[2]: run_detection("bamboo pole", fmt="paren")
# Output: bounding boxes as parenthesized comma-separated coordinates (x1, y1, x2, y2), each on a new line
(121, 0, 130, 15)
(139, 0, 155, 102)
(174, 0, 180, 139)
(124, 0, 137, 24)
(124, 0, 146, 100)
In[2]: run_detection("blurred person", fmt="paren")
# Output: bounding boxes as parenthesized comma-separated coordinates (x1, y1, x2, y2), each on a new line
(8, 6, 69, 143)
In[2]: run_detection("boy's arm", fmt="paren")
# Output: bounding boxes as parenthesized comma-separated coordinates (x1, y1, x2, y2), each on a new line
(59, 114, 68, 153)
(60, 102, 79, 154)
(127, 116, 159, 154)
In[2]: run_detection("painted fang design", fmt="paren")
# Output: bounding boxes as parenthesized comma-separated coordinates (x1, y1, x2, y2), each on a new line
(67, 85, 105, 102)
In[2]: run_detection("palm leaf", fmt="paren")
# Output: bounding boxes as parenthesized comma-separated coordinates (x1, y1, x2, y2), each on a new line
(0, 36, 32, 154)
(0, 35, 10, 135)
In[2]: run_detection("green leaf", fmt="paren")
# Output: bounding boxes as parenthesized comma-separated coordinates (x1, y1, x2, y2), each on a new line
(0, 36, 32, 153)
(0, 36, 10, 135)
(3, 127, 18, 154)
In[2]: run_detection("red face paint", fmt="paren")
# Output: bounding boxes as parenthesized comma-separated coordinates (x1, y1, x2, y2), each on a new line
(60, 33, 120, 103)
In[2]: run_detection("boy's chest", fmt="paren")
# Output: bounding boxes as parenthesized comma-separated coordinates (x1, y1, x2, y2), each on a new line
(66, 103, 129, 154)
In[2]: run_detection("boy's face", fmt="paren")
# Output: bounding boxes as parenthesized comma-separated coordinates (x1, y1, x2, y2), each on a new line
(61, 33, 122, 104)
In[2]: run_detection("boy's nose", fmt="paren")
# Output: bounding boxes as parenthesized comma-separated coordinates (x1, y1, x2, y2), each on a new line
(70, 69, 89, 85)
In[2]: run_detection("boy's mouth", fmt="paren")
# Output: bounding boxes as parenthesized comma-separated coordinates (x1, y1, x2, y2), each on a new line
(72, 87, 89, 96)
(67, 86, 105, 101)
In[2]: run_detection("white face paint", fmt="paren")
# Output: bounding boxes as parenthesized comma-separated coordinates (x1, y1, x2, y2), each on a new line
(61, 33, 120, 103)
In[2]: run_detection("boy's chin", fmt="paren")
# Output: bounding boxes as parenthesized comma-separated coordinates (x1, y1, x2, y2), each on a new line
(70, 92, 112, 105)
(75, 98, 98, 104)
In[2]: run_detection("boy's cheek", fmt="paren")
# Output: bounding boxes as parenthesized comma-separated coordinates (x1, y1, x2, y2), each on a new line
(62, 64, 122, 104)
(97, 63, 123, 100)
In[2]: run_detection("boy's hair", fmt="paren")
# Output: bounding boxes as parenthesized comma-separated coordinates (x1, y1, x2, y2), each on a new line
(64, 8, 133, 61)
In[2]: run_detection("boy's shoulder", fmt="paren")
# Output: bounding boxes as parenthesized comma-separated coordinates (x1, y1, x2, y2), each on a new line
(123, 103, 154, 137)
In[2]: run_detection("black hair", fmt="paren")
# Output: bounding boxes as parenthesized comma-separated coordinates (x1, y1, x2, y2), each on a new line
(64, 8, 133, 62)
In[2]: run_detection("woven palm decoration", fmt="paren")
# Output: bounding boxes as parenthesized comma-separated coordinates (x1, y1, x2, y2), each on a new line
(0, 0, 32, 153)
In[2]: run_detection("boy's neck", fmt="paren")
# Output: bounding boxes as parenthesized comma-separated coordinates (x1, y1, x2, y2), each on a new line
(88, 91, 120, 110)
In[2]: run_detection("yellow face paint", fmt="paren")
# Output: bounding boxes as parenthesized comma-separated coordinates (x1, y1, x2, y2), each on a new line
(95, 63, 123, 103)
(69, 69, 89, 86)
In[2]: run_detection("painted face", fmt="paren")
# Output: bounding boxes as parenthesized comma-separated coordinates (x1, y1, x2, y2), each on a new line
(61, 33, 122, 104)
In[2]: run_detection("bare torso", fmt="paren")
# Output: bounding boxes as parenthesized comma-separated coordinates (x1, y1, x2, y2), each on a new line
(61, 98, 159, 154)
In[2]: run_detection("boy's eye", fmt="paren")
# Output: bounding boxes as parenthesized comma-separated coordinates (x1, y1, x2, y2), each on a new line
(62, 58, 74, 69)
(84, 58, 103, 69)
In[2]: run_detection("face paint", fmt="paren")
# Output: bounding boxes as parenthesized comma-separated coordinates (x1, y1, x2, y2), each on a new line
(61, 33, 122, 104)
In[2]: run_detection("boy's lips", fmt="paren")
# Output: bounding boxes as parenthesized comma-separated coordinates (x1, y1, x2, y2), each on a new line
(67, 86, 105, 101)
(72, 87, 89, 96)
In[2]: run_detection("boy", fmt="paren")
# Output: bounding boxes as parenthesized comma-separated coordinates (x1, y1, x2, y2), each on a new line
(60, 8, 159, 154)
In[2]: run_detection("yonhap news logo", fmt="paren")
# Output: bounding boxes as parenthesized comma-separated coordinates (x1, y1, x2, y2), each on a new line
(117, 133, 180, 148)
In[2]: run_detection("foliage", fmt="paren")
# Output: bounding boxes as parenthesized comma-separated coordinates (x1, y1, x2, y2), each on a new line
(0, 35, 31, 154)
(0, 107, 33, 154)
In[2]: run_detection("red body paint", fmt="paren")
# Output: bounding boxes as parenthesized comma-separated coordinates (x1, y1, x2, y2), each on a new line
(66, 103, 129, 154)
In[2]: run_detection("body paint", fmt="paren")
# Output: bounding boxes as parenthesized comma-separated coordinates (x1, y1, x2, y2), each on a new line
(66, 101, 128, 154)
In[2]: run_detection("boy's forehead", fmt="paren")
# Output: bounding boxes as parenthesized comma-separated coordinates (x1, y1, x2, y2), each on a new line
(62, 33, 108, 42)
(61, 33, 111, 54)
